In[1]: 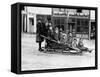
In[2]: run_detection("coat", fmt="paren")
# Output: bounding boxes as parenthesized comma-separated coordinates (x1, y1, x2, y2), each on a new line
(36, 22, 46, 42)
(67, 36, 73, 47)
(54, 28, 59, 41)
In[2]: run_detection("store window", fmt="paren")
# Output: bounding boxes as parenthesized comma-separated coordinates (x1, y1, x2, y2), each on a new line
(52, 17, 66, 32)
(29, 18, 34, 25)
(76, 19, 89, 34)
(77, 27, 81, 32)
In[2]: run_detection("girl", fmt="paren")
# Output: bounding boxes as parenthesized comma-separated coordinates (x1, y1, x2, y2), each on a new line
(78, 38, 92, 53)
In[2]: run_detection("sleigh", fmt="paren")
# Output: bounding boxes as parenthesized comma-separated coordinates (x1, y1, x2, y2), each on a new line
(41, 35, 84, 55)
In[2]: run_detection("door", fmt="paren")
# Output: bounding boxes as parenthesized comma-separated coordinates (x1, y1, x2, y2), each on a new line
(68, 23, 76, 36)
(29, 18, 34, 33)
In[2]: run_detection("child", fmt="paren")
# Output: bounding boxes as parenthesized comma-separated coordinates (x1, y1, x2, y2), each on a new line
(54, 26, 60, 43)
(78, 38, 92, 53)
(45, 23, 54, 48)
(67, 32, 73, 47)
(59, 29, 67, 45)
(71, 38, 80, 52)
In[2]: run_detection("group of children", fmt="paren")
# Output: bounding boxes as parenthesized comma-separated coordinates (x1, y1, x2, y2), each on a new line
(43, 21, 92, 53)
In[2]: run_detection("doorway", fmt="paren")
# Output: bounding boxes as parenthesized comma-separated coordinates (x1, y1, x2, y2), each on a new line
(29, 17, 34, 33)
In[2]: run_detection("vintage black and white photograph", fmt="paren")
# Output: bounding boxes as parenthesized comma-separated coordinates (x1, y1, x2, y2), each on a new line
(21, 6, 96, 71)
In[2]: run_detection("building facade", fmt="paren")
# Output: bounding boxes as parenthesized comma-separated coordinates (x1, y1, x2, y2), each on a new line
(21, 6, 95, 39)
(21, 6, 52, 33)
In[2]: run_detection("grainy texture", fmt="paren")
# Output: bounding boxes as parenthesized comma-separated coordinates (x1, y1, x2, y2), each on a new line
(21, 33, 95, 71)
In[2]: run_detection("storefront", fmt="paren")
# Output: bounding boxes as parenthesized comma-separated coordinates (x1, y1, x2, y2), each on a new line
(90, 20, 96, 39)
(52, 8, 90, 39)
(21, 6, 52, 33)
(21, 7, 95, 39)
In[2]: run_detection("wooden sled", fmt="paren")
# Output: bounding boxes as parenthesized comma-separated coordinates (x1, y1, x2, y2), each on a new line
(41, 35, 93, 55)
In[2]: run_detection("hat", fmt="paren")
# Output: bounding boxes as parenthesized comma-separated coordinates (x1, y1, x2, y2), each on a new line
(73, 38, 77, 41)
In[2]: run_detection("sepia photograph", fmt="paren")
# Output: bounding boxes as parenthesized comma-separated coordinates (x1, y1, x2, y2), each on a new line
(21, 5, 96, 71)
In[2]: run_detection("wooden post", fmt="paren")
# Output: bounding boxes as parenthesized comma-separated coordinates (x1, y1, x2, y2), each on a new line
(51, 8, 54, 28)
(89, 10, 91, 40)
(66, 10, 69, 33)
